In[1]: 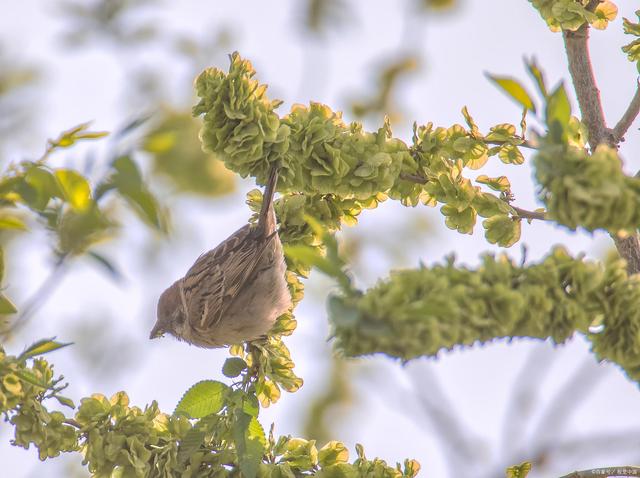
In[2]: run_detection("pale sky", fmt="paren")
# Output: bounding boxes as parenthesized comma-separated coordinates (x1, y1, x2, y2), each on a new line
(2, 1, 640, 477)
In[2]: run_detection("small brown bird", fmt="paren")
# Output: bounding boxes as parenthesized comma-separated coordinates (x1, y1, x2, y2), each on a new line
(150, 165, 291, 348)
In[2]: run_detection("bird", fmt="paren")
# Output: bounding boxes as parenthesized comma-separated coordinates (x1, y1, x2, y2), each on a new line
(149, 165, 292, 348)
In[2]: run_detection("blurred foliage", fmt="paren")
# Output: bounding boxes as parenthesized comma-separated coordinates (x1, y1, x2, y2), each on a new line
(349, 55, 419, 122)
(0, 123, 165, 337)
(298, 0, 350, 36)
(529, 0, 617, 31)
(143, 110, 236, 196)
(0, 46, 40, 143)
(303, 357, 354, 446)
(58, 0, 158, 47)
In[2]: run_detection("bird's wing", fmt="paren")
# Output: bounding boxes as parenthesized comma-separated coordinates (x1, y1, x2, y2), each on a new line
(183, 225, 275, 330)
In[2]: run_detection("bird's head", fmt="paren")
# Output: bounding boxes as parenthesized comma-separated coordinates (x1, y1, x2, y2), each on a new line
(150, 280, 187, 340)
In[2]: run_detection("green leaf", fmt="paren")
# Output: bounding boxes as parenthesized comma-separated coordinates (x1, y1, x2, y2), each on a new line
(48, 122, 108, 150)
(486, 74, 536, 113)
(109, 155, 162, 229)
(476, 175, 511, 192)
(55, 169, 92, 211)
(284, 244, 342, 279)
(0, 214, 27, 230)
(15, 369, 49, 388)
(545, 83, 571, 142)
(233, 412, 266, 478)
(506, 461, 532, 478)
(0, 293, 17, 314)
(18, 338, 72, 361)
(222, 357, 248, 378)
(524, 57, 547, 98)
(483, 215, 521, 247)
(174, 380, 228, 418)
(55, 395, 76, 409)
(86, 251, 123, 281)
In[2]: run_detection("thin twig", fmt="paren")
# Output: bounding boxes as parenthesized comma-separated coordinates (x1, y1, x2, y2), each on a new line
(486, 139, 537, 150)
(1, 255, 69, 341)
(500, 343, 557, 464)
(613, 80, 640, 143)
(407, 363, 482, 477)
(512, 206, 548, 221)
(530, 357, 607, 452)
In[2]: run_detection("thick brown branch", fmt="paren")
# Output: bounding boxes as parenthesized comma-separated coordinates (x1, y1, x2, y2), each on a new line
(613, 80, 640, 143)
(563, 26, 611, 149)
(563, 24, 640, 275)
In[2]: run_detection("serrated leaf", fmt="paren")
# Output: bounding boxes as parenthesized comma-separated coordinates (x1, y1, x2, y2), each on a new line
(55, 169, 92, 211)
(174, 380, 228, 418)
(18, 338, 72, 360)
(486, 74, 536, 113)
(222, 357, 248, 378)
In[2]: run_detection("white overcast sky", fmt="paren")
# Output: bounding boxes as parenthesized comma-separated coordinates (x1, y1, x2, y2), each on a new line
(2, 1, 640, 477)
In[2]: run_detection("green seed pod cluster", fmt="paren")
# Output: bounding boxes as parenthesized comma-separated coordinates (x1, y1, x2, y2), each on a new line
(534, 144, 640, 232)
(529, 0, 618, 31)
(259, 437, 420, 478)
(195, 54, 526, 247)
(282, 109, 414, 200)
(74, 392, 191, 477)
(330, 247, 640, 383)
(1, 350, 78, 459)
(193, 52, 290, 187)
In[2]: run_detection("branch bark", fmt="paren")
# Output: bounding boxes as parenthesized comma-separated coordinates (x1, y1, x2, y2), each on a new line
(613, 80, 640, 143)
(563, 25, 640, 275)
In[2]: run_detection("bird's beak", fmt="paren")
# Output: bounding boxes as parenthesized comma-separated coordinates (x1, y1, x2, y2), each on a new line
(149, 324, 165, 340)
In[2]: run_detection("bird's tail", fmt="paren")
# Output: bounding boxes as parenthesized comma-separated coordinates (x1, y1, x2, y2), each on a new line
(257, 164, 279, 233)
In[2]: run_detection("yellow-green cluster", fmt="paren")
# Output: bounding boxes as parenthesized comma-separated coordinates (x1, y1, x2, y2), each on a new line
(534, 144, 640, 232)
(195, 53, 529, 248)
(1, 349, 78, 459)
(623, 10, 640, 72)
(529, 0, 618, 31)
(330, 247, 640, 383)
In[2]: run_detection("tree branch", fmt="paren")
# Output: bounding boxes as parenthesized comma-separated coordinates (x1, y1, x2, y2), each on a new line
(563, 26, 612, 149)
(613, 80, 640, 143)
(563, 24, 640, 275)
